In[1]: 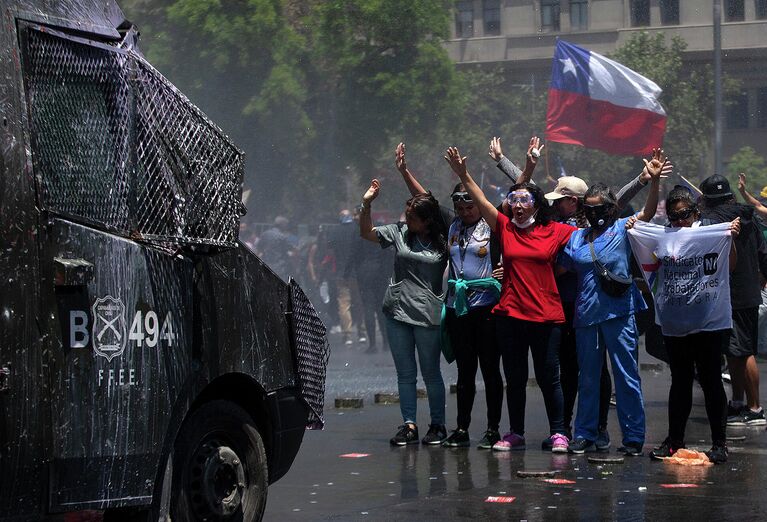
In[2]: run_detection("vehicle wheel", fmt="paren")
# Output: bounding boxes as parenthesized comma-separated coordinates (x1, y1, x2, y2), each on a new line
(170, 400, 268, 521)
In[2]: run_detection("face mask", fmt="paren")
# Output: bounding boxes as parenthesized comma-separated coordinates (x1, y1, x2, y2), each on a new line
(584, 204, 613, 230)
(512, 211, 537, 229)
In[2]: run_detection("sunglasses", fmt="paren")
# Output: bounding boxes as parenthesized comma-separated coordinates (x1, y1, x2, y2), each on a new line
(668, 207, 695, 222)
(451, 192, 473, 203)
(506, 191, 535, 207)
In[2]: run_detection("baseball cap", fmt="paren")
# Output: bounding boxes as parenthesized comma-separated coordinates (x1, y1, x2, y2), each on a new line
(699, 175, 733, 199)
(544, 176, 589, 201)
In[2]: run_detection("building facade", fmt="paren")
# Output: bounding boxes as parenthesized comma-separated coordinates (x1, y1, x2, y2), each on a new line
(444, 0, 767, 161)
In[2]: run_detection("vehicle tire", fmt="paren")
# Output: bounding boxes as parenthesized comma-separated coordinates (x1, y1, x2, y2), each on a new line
(170, 400, 268, 521)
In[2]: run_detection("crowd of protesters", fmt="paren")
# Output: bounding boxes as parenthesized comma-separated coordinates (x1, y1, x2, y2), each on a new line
(244, 135, 767, 464)
(354, 136, 767, 464)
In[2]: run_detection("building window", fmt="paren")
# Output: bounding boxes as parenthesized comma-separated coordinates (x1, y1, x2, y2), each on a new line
(570, 0, 588, 30)
(630, 0, 650, 27)
(660, 0, 679, 25)
(456, 1, 474, 38)
(541, 0, 561, 32)
(757, 0, 767, 19)
(758, 87, 767, 128)
(483, 0, 501, 35)
(727, 92, 749, 129)
(725, 0, 745, 21)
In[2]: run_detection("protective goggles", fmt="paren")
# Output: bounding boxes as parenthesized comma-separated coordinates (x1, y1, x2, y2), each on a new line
(451, 192, 473, 203)
(506, 191, 535, 207)
(668, 207, 695, 222)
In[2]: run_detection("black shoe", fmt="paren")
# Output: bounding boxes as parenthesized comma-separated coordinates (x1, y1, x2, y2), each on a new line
(617, 442, 644, 457)
(390, 424, 419, 446)
(595, 429, 611, 451)
(649, 438, 684, 460)
(568, 437, 596, 454)
(477, 429, 501, 449)
(541, 437, 553, 451)
(740, 408, 767, 426)
(726, 404, 746, 426)
(422, 424, 447, 445)
(442, 428, 470, 448)
(706, 443, 729, 464)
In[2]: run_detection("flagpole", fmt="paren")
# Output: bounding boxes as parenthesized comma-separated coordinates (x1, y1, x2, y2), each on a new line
(713, 0, 723, 176)
(544, 143, 551, 183)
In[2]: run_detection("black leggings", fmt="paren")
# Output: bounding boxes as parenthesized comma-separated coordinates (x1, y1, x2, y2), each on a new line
(560, 302, 611, 433)
(495, 316, 565, 436)
(664, 331, 728, 444)
(445, 306, 504, 431)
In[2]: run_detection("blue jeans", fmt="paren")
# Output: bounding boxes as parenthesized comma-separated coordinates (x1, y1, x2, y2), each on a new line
(575, 314, 645, 445)
(385, 317, 445, 426)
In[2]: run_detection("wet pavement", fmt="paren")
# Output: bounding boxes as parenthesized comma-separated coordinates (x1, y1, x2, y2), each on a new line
(266, 334, 767, 521)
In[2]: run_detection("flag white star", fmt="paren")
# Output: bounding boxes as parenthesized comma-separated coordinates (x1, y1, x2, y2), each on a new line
(559, 57, 577, 77)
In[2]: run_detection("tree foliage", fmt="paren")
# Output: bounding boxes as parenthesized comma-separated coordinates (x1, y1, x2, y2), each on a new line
(118, 4, 735, 222)
(727, 146, 767, 198)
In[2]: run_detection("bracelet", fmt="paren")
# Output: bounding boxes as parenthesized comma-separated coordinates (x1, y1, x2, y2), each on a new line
(360, 201, 370, 210)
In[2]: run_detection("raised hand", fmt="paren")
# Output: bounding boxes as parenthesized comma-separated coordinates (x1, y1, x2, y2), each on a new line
(363, 179, 381, 203)
(444, 147, 468, 177)
(489, 137, 504, 162)
(738, 173, 747, 192)
(395, 142, 407, 174)
(526, 135, 544, 166)
(642, 148, 667, 181)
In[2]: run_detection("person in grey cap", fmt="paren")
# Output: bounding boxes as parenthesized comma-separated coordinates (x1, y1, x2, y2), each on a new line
(700, 174, 767, 426)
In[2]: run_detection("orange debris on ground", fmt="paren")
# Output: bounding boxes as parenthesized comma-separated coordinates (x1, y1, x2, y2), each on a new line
(664, 448, 713, 466)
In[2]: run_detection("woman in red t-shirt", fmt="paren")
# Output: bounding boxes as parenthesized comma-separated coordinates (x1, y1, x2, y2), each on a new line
(445, 146, 575, 453)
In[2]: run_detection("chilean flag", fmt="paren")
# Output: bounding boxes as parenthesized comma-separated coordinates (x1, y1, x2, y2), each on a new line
(545, 40, 667, 156)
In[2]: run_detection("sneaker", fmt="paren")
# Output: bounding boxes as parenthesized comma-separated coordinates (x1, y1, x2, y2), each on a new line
(726, 403, 745, 425)
(721, 372, 731, 383)
(595, 429, 611, 451)
(442, 428, 470, 448)
(649, 438, 683, 460)
(344, 339, 353, 346)
(568, 437, 596, 454)
(477, 429, 501, 449)
(390, 424, 419, 446)
(492, 432, 526, 451)
(706, 443, 729, 464)
(617, 442, 644, 456)
(741, 408, 767, 426)
(358, 336, 367, 343)
(422, 424, 447, 445)
(550, 433, 569, 453)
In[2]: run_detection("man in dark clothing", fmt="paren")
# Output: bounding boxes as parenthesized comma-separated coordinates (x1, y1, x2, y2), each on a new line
(700, 175, 767, 426)
(328, 209, 367, 345)
(258, 216, 295, 281)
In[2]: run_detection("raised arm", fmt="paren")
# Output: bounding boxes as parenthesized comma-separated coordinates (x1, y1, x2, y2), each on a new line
(635, 148, 665, 222)
(737, 173, 767, 219)
(616, 158, 673, 209)
(395, 142, 427, 196)
(516, 136, 544, 185)
(445, 147, 499, 230)
(489, 136, 538, 186)
(359, 179, 381, 242)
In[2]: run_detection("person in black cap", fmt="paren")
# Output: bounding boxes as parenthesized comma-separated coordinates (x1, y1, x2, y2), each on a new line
(700, 174, 767, 426)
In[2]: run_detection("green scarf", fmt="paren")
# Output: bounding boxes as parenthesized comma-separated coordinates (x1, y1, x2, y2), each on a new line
(440, 277, 502, 364)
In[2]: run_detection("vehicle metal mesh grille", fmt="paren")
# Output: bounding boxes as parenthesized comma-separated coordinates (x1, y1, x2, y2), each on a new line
(22, 26, 243, 248)
(290, 281, 330, 430)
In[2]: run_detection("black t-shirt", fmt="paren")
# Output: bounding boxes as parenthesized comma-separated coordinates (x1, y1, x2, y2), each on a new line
(702, 202, 767, 310)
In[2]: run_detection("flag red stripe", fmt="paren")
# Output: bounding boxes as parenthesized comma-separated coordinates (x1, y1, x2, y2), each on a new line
(545, 88, 667, 156)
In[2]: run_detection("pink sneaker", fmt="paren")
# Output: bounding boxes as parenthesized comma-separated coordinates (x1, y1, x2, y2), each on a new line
(492, 432, 526, 451)
(550, 433, 569, 453)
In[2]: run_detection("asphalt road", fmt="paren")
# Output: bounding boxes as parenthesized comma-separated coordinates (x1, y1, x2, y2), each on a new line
(265, 333, 767, 521)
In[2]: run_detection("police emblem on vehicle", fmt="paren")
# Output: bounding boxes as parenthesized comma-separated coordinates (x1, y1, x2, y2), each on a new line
(92, 296, 127, 361)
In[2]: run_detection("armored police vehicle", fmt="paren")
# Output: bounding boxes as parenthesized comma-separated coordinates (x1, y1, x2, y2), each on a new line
(0, 1, 328, 520)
